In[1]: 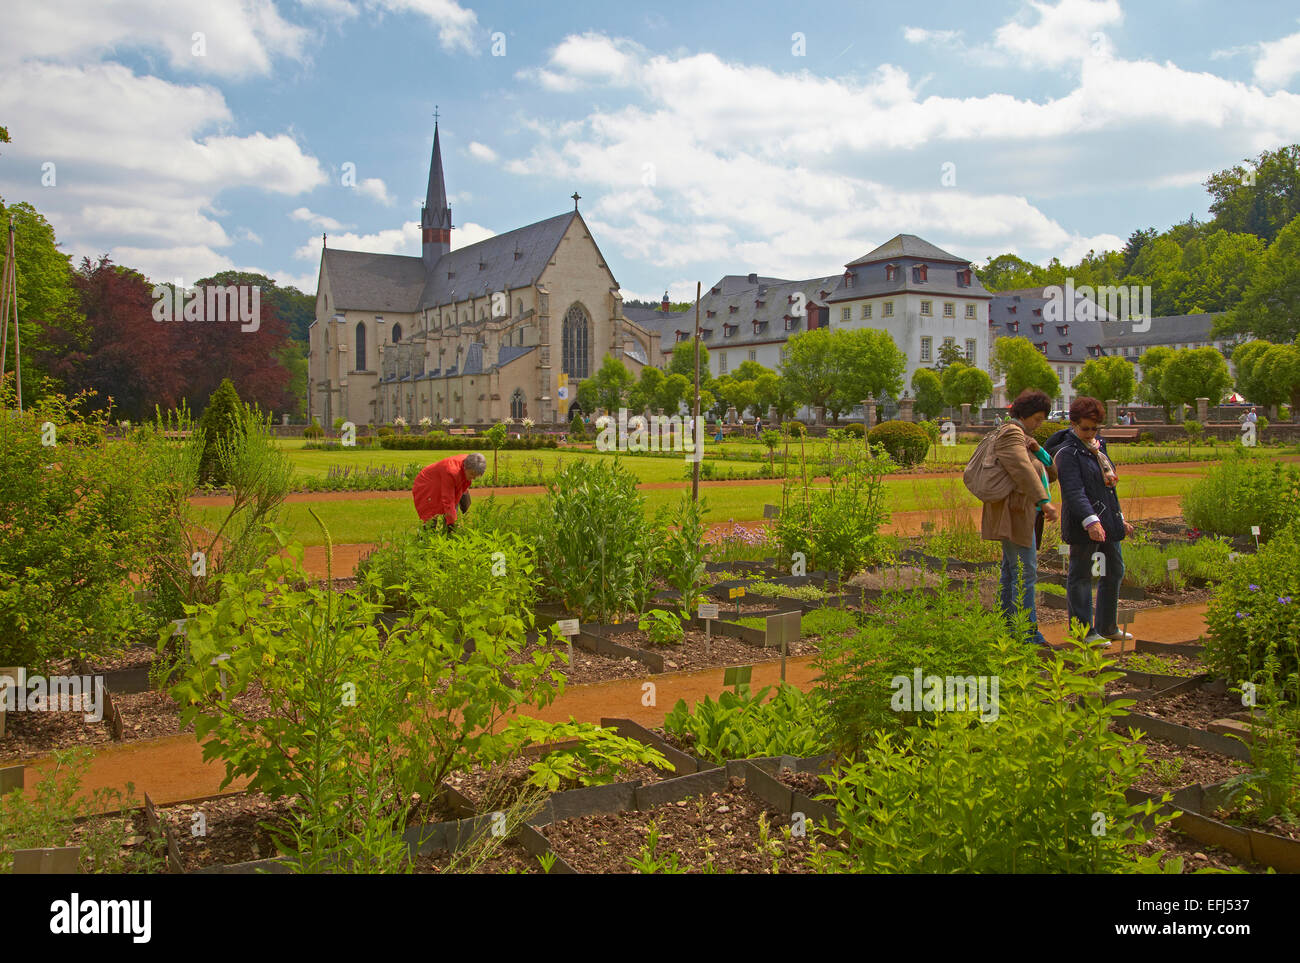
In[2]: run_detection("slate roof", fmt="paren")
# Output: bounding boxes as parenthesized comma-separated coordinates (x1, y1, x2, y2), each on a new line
(418, 212, 578, 311)
(322, 249, 426, 312)
(637, 275, 843, 352)
(846, 234, 969, 267)
(988, 291, 1113, 364)
(462, 342, 484, 375)
(496, 344, 536, 367)
(1098, 313, 1223, 349)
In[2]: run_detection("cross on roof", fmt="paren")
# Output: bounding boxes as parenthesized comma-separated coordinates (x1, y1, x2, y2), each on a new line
(572, 191, 581, 210)
(433, 105, 439, 125)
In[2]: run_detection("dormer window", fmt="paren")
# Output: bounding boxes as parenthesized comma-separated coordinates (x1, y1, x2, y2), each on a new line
(447, 271, 456, 280)
(843, 271, 855, 288)
(884, 264, 898, 282)
(753, 319, 767, 334)
(700, 327, 714, 339)
(1008, 321, 1020, 333)
(1061, 342, 1073, 355)
(729, 305, 739, 314)
(1036, 341, 1048, 354)
(723, 323, 738, 337)
(912, 264, 929, 283)
(675, 330, 689, 343)
(1007, 306, 1017, 315)
(1033, 322, 1044, 335)
(479, 260, 487, 271)
(706, 309, 716, 319)
(711, 286, 721, 295)
(957, 268, 972, 286)
(755, 299, 765, 307)
(513, 248, 522, 260)
(819, 290, 830, 300)
(783, 315, 800, 331)
(1056, 324, 1069, 336)
(1032, 307, 1042, 316)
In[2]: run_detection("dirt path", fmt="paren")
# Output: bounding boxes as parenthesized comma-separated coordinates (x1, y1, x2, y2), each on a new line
(297, 494, 1188, 578)
(191, 455, 1282, 507)
(19, 603, 1208, 811)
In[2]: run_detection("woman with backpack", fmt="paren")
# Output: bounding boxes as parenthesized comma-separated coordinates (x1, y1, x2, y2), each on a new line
(971, 390, 1059, 648)
(1044, 396, 1135, 646)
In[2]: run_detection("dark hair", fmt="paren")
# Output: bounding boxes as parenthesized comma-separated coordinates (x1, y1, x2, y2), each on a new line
(1009, 389, 1052, 420)
(1069, 396, 1105, 423)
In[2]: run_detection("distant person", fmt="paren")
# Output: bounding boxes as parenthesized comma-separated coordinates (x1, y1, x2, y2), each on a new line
(411, 452, 486, 532)
(1045, 397, 1135, 646)
(977, 389, 1060, 648)
(754, 415, 762, 437)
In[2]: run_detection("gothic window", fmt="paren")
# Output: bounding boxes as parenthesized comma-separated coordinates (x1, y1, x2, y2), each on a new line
(355, 322, 366, 370)
(561, 303, 590, 381)
(510, 388, 526, 420)
(391, 323, 403, 343)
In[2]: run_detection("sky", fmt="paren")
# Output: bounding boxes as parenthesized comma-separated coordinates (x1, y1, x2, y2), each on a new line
(1, 0, 1299, 304)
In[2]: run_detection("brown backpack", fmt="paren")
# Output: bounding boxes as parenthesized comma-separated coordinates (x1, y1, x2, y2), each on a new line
(963, 423, 1020, 502)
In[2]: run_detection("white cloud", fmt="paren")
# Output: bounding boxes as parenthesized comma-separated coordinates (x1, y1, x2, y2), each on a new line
(1059, 232, 1126, 264)
(370, 0, 479, 52)
(519, 33, 642, 90)
(468, 141, 499, 163)
(449, 221, 498, 250)
(0, 0, 308, 79)
(1254, 30, 1300, 88)
(993, 0, 1122, 69)
(904, 28, 961, 46)
(356, 177, 395, 205)
(296, 222, 420, 260)
(291, 207, 347, 231)
(237, 227, 263, 244)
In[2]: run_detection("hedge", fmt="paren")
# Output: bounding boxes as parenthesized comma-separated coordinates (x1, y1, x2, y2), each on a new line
(378, 433, 558, 451)
(867, 420, 930, 467)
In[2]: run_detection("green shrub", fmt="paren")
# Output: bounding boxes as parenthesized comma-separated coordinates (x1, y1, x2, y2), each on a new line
(784, 420, 807, 438)
(664, 684, 827, 763)
(1139, 431, 1154, 444)
(844, 422, 865, 438)
(538, 460, 661, 622)
(814, 581, 1011, 750)
(1182, 452, 1300, 538)
(652, 495, 709, 617)
(1203, 522, 1300, 687)
(638, 608, 685, 646)
(917, 419, 940, 447)
(197, 378, 245, 486)
(0, 387, 166, 669)
(304, 416, 325, 440)
(867, 420, 929, 467)
(376, 425, 393, 438)
(773, 446, 890, 576)
(568, 411, 586, 441)
(378, 433, 556, 451)
(1032, 420, 1068, 445)
(811, 635, 1175, 873)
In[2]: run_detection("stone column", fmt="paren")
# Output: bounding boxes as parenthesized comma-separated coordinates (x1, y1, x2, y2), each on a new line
(898, 397, 914, 423)
(726, 405, 738, 425)
(960, 403, 971, 426)
(767, 405, 778, 423)
(1106, 399, 1118, 425)
(1196, 397, 1209, 423)
(814, 405, 825, 425)
(863, 398, 877, 430)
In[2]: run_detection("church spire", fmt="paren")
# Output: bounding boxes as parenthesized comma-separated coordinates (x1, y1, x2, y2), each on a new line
(421, 114, 452, 269)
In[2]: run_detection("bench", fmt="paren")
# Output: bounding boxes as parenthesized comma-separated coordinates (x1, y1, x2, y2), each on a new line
(1102, 428, 1140, 441)
(447, 428, 475, 436)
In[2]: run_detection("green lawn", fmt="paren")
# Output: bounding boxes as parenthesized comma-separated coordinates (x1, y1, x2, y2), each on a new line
(211, 466, 1204, 547)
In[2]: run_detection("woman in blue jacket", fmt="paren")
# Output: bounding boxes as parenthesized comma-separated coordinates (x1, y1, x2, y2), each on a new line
(1045, 396, 1135, 646)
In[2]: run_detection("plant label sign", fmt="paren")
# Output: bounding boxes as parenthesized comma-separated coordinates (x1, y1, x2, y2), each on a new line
(728, 587, 745, 599)
(555, 619, 580, 636)
(723, 665, 753, 690)
(697, 604, 719, 620)
(1251, 526, 1261, 537)
(1166, 557, 1179, 571)
(1057, 543, 1070, 556)
(763, 504, 780, 519)
(0, 764, 23, 795)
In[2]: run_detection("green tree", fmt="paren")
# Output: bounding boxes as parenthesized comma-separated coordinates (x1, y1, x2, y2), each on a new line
(583, 354, 634, 412)
(991, 336, 1059, 401)
(1159, 347, 1233, 421)
(1205, 146, 1300, 244)
(832, 329, 907, 418)
(1258, 344, 1300, 415)
(935, 340, 965, 370)
(1216, 215, 1300, 343)
(781, 328, 840, 414)
(1136, 346, 1176, 422)
(627, 365, 664, 413)
(1071, 356, 1136, 405)
(941, 362, 994, 410)
(658, 372, 692, 414)
(667, 338, 710, 384)
(197, 378, 245, 486)
(977, 253, 1041, 292)
(1235, 340, 1300, 413)
(911, 367, 945, 421)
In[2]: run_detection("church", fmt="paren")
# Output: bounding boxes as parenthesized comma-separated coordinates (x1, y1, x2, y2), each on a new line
(307, 122, 661, 427)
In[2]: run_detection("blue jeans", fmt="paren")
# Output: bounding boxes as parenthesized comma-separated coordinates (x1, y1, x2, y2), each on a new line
(1000, 536, 1048, 646)
(1067, 541, 1124, 636)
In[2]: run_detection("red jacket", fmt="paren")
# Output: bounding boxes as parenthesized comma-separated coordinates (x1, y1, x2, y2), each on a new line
(412, 454, 472, 524)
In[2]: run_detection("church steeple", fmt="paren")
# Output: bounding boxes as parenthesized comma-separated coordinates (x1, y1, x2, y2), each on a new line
(421, 117, 452, 269)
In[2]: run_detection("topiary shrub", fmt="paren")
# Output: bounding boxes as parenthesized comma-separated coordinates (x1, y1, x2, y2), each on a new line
(844, 422, 865, 438)
(867, 420, 930, 467)
(1139, 431, 1154, 444)
(568, 411, 585, 442)
(784, 420, 807, 438)
(376, 425, 393, 438)
(197, 378, 245, 485)
(1032, 420, 1067, 445)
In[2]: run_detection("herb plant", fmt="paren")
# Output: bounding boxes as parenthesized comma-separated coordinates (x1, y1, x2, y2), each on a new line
(638, 608, 685, 646)
(664, 684, 827, 763)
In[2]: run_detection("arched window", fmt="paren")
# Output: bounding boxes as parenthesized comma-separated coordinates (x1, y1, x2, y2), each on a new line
(562, 303, 590, 381)
(355, 322, 366, 370)
(510, 388, 526, 420)
(391, 323, 403, 343)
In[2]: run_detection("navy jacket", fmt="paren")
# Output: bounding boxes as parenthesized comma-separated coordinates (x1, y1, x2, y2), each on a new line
(1045, 428, 1126, 545)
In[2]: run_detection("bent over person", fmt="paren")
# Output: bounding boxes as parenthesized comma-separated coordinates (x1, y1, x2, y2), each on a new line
(411, 452, 486, 531)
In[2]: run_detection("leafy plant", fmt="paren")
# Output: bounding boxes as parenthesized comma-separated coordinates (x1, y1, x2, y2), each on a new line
(499, 718, 674, 791)
(627, 820, 684, 874)
(1123, 652, 1182, 676)
(196, 378, 245, 486)
(653, 495, 710, 618)
(638, 608, 685, 646)
(664, 684, 828, 763)
(485, 421, 509, 485)
(1182, 451, 1300, 538)
(810, 634, 1177, 873)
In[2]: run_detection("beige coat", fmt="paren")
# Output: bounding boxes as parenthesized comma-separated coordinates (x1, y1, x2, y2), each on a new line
(980, 422, 1057, 548)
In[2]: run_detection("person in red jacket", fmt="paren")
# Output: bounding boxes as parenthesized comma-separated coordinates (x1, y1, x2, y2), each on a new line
(412, 452, 486, 531)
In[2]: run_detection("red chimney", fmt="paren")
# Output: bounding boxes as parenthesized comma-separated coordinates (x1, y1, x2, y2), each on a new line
(661, 291, 670, 313)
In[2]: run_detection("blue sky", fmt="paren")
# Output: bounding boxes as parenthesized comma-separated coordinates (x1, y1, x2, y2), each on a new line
(2, 0, 1299, 303)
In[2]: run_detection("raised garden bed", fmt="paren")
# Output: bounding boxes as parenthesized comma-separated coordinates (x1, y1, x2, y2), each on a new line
(585, 621, 819, 673)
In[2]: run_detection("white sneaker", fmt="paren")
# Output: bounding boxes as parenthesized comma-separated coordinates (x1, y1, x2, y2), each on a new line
(1106, 630, 1135, 642)
(1083, 631, 1111, 647)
